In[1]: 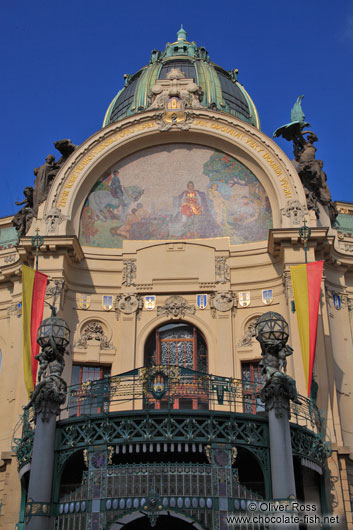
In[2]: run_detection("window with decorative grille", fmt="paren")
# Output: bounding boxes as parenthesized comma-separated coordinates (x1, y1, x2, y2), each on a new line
(241, 361, 265, 415)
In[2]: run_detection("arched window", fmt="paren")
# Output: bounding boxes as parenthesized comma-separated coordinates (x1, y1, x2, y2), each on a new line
(144, 322, 208, 411)
(144, 322, 208, 373)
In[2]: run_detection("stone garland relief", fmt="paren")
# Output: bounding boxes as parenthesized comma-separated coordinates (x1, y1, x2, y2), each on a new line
(79, 144, 272, 248)
(74, 321, 112, 350)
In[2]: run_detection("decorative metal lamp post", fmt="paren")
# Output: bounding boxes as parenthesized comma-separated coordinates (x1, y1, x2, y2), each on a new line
(299, 219, 312, 264)
(24, 305, 70, 530)
(256, 312, 299, 506)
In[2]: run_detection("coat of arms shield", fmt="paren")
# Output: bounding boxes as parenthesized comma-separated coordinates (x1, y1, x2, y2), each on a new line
(102, 295, 113, 311)
(262, 289, 273, 305)
(197, 294, 208, 309)
(144, 295, 156, 311)
(78, 294, 91, 310)
(239, 292, 250, 307)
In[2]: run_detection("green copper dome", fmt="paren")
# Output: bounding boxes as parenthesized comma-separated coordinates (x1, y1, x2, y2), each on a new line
(103, 27, 260, 129)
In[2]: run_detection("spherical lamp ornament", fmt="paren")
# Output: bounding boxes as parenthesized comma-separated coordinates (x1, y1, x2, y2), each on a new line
(255, 311, 289, 345)
(37, 305, 70, 351)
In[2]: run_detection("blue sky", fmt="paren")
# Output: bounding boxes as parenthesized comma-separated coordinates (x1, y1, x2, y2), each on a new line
(1, 1, 353, 218)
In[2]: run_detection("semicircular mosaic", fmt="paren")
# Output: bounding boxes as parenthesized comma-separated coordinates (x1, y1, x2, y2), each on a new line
(79, 144, 272, 247)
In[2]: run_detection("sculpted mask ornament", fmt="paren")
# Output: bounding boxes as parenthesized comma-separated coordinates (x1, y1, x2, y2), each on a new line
(157, 295, 196, 318)
(281, 200, 308, 226)
(44, 207, 67, 233)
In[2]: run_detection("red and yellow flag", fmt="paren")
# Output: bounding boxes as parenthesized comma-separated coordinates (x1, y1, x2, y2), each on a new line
(290, 261, 323, 396)
(22, 265, 48, 396)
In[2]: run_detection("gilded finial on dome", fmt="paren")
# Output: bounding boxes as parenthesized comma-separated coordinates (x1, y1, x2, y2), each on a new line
(177, 25, 187, 41)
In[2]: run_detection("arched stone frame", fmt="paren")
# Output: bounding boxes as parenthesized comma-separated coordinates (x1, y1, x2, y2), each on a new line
(106, 510, 207, 530)
(237, 313, 262, 349)
(72, 316, 113, 351)
(38, 109, 307, 242)
(135, 314, 215, 373)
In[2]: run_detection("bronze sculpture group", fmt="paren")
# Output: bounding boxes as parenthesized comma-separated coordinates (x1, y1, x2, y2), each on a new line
(274, 96, 337, 222)
(12, 139, 76, 237)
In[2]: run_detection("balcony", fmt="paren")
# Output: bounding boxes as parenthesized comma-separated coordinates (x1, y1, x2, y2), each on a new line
(13, 366, 330, 529)
(14, 366, 327, 468)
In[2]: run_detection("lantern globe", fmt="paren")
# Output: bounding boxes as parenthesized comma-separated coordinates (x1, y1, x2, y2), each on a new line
(37, 313, 70, 350)
(256, 311, 289, 345)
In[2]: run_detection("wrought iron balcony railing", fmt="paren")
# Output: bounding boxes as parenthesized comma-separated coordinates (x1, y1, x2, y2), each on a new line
(61, 365, 322, 434)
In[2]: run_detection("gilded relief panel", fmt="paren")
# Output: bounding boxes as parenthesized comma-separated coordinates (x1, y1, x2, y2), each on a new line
(79, 144, 272, 247)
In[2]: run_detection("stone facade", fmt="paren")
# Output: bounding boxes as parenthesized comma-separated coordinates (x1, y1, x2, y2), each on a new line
(1, 32, 353, 530)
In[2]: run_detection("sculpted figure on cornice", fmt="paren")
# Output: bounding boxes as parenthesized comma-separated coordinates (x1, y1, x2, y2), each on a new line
(274, 96, 337, 223)
(12, 139, 76, 237)
(32, 139, 76, 214)
(12, 187, 34, 237)
(157, 295, 196, 318)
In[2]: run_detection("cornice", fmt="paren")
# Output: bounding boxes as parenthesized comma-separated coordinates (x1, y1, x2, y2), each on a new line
(268, 227, 332, 258)
(17, 235, 84, 265)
